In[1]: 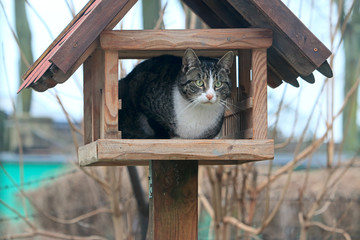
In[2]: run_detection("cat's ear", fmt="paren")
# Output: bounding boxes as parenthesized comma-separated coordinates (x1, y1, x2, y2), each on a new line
(182, 48, 201, 73)
(217, 51, 234, 74)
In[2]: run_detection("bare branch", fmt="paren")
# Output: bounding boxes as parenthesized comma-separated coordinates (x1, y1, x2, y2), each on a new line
(154, 2, 167, 30)
(0, 230, 107, 240)
(199, 192, 214, 219)
(299, 213, 351, 240)
(52, 92, 111, 192)
(0, 1, 31, 68)
(223, 216, 259, 235)
(0, 199, 36, 230)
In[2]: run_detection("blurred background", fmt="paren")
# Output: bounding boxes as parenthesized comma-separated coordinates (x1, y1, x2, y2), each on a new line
(0, 0, 359, 239)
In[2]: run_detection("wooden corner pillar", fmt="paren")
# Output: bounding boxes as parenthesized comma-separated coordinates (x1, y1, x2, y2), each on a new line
(149, 160, 198, 240)
(251, 48, 268, 140)
(83, 48, 103, 144)
(83, 48, 120, 142)
(102, 50, 120, 139)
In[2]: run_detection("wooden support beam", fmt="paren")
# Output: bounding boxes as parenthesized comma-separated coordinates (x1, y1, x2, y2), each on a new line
(100, 29, 273, 52)
(83, 49, 105, 143)
(237, 50, 253, 139)
(101, 50, 120, 139)
(83, 55, 93, 144)
(91, 50, 104, 141)
(251, 49, 268, 139)
(149, 160, 198, 240)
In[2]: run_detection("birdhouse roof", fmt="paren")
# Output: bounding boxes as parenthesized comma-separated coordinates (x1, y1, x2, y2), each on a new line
(18, 0, 332, 93)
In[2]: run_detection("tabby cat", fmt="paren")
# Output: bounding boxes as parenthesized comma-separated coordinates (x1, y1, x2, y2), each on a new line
(118, 49, 234, 139)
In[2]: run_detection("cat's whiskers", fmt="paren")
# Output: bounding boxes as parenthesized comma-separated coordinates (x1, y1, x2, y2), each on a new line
(178, 99, 199, 115)
(218, 100, 241, 120)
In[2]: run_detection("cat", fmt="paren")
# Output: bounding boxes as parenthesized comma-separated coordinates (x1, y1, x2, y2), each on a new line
(118, 48, 234, 139)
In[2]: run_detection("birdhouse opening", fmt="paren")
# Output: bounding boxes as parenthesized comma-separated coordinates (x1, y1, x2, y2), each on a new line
(117, 50, 252, 140)
(79, 29, 274, 166)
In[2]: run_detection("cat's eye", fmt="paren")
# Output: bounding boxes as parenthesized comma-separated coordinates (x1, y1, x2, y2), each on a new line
(195, 80, 204, 87)
(214, 81, 223, 88)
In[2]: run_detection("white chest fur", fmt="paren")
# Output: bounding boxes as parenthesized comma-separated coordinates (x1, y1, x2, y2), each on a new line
(173, 88, 224, 139)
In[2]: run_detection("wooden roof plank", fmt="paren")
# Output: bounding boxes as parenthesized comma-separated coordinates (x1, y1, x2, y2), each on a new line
(300, 73, 315, 84)
(18, 7, 93, 92)
(21, 0, 97, 81)
(250, 0, 332, 67)
(18, 0, 136, 93)
(317, 61, 333, 78)
(18, 0, 101, 93)
(49, 0, 136, 74)
(267, 69, 284, 88)
(225, 0, 331, 76)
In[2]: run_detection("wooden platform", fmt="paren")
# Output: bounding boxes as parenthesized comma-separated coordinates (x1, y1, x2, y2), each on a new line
(78, 139, 274, 166)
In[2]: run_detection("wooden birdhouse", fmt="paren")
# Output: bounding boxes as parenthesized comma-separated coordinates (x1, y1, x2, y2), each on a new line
(19, 0, 332, 239)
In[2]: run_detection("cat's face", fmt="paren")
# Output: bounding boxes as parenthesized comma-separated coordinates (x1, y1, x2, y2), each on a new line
(178, 49, 234, 105)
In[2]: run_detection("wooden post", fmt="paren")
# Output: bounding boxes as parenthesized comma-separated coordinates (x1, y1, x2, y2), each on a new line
(92, 49, 104, 141)
(101, 50, 120, 139)
(251, 48, 268, 139)
(83, 48, 104, 143)
(149, 160, 198, 240)
(83, 55, 93, 145)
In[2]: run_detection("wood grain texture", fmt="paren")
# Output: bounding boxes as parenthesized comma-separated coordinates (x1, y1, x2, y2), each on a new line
(52, 40, 99, 84)
(226, 0, 330, 76)
(78, 141, 98, 166)
(83, 48, 107, 144)
(22, 0, 97, 81)
(267, 67, 284, 88)
(238, 50, 252, 98)
(181, 0, 331, 81)
(100, 29, 272, 51)
(116, 50, 237, 59)
(78, 139, 274, 166)
(222, 62, 239, 138)
(266, 47, 299, 86)
(251, 49, 268, 139)
(101, 50, 119, 139)
(150, 160, 198, 240)
(83, 56, 93, 145)
(237, 50, 253, 138)
(91, 49, 104, 141)
(250, 0, 331, 67)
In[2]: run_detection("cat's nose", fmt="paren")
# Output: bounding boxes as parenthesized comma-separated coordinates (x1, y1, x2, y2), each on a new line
(206, 93, 214, 100)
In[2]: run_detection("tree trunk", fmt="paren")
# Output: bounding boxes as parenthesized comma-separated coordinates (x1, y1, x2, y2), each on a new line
(15, 0, 33, 114)
(142, 0, 161, 30)
(340, 0, 360, 151)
